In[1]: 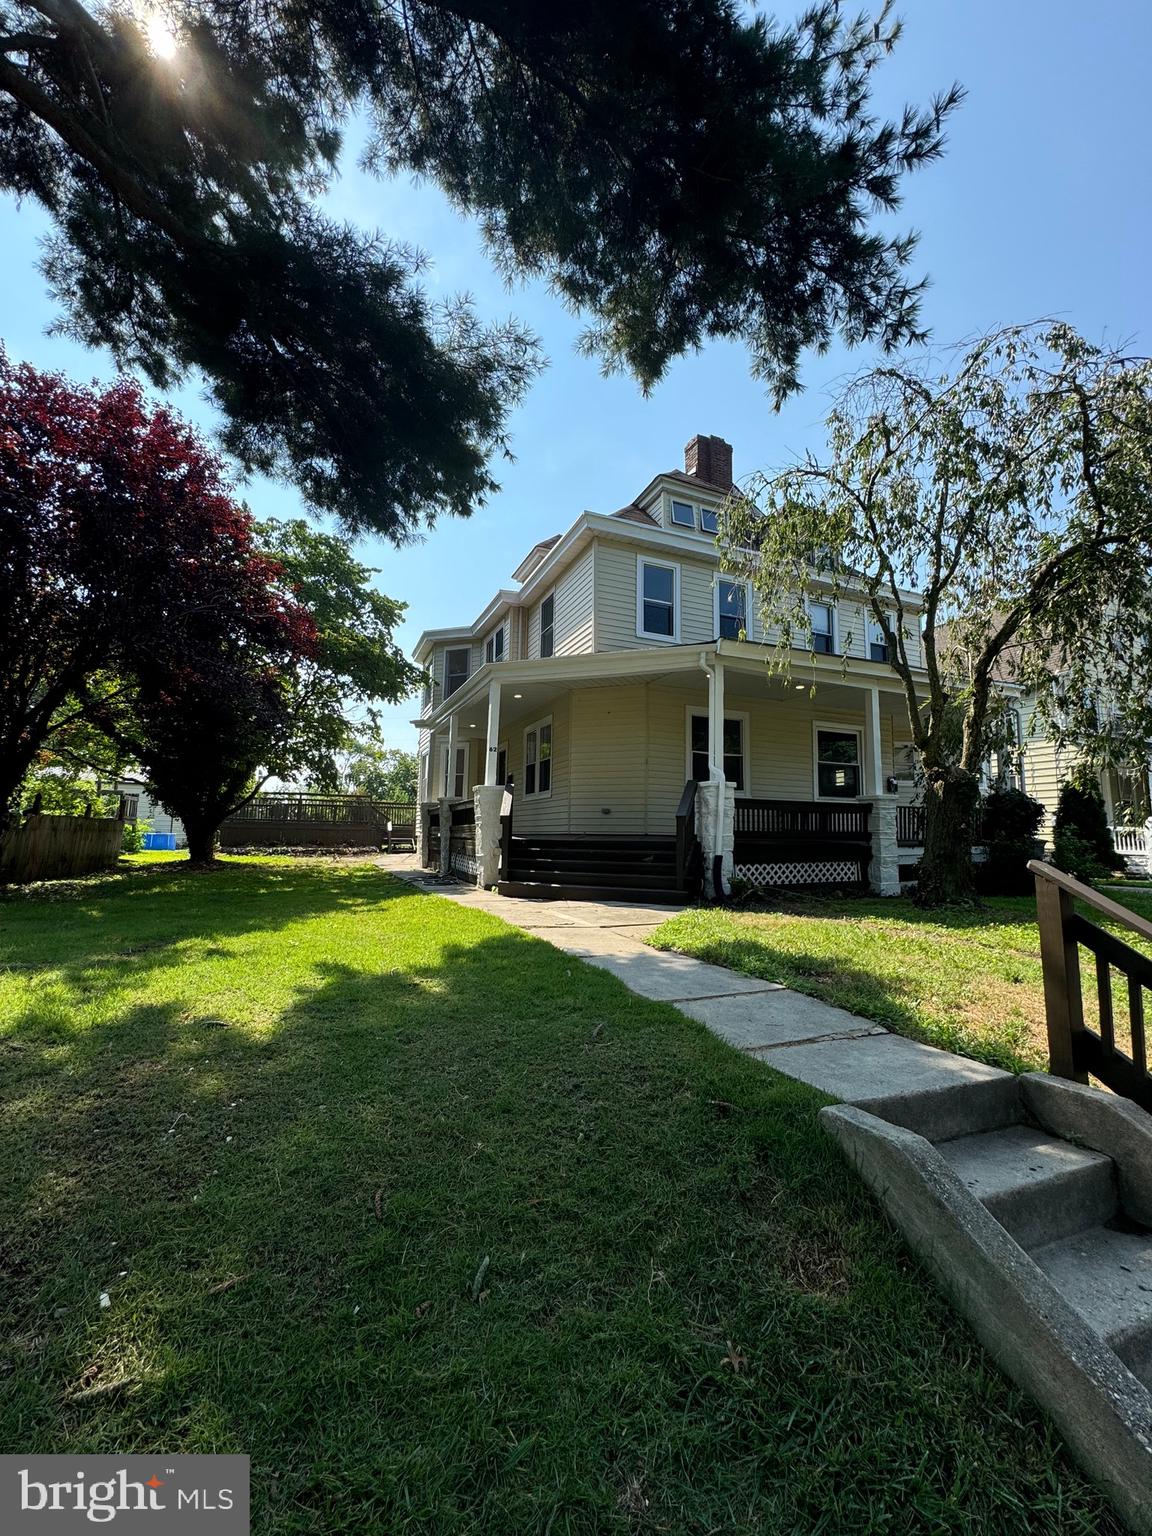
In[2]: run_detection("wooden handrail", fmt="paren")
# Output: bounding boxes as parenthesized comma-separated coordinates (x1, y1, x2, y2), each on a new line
(675, 779, 700, 894)
(499, 776, 514, 881)
(1027, 860, 1152, 945)
(1030, 859, 1152, 1110)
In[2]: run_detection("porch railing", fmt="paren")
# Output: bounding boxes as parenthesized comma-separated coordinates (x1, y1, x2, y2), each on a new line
(1029, 859, 1152, 1112)
(1110, 824, 1148, 859)
(734, 799, 871, 840)
(897, 804, 926, 846)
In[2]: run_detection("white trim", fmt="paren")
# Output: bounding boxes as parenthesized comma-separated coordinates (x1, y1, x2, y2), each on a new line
(713, 576, 751, 642)
(668, 495, 696, 529)
(812, 721, 864, 801)
(635, 553, 682, 643)
(686, 705, 750, 795)
(522, 714, 554, 799)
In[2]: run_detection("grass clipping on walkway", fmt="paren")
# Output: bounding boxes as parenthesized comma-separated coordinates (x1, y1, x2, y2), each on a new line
(647, 889, 1152, 1075)
(0, 859, 1121, 1533)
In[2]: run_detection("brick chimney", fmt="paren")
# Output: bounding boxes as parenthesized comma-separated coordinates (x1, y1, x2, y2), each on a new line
(684, 434, 733, 490)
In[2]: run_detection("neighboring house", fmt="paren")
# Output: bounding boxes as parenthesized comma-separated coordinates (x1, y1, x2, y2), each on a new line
(114, 776, 186, 847)
(413, 434, 933, 900)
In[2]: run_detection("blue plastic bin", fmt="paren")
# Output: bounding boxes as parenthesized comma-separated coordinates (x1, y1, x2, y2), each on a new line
(142, 832, 178, 851)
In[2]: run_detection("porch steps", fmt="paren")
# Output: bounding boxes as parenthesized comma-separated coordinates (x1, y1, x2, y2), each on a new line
(821, 1074, 1152, 1528)
(499, 835, 688, 904)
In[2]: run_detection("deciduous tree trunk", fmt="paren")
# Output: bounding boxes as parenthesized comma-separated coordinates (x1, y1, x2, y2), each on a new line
(183, 817, 219, 866)
(916, 764, 981, 906)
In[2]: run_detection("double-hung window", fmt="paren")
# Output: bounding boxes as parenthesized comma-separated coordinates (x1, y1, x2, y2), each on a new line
(670, 498, 695, 528)
(444, 647, 470, 697)
(716, 580, 747, 641)
(523, 717, 552, 797)
(809, 601, 835, 654)
(539, 593, 555, 658)
(868, 619, 889, 663)
(484, 625, 505, 664)
(637, 558, 679, 641)
(689, 712, 747, 790)
(815, 728, 861, 799)
(442, 744, 468, 799)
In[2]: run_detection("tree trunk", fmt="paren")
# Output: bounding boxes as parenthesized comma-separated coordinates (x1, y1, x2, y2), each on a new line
(916, 765, 981, 906)
(183, 818, 219, 865)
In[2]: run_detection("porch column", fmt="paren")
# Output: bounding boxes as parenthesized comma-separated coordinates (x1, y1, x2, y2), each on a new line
(417, 743, 432, 867)
(439, 713, 456, 878)
(710, 659, 726, 780)
(446, 713, 459, 798)
(484, 680, 503, 786)
(701, 656, 734, 897)
(863, 685, 884, 798)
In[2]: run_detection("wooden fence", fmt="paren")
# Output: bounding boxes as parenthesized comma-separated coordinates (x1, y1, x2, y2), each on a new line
(219, 792, 416, 848)
(0, 813, 125, 883)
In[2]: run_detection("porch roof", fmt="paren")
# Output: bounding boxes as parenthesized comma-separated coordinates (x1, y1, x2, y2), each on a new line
(412, 640, 929, 731)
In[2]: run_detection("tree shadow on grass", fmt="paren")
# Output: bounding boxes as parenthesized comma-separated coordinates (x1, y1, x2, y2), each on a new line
(0, 914, 1119, 1534)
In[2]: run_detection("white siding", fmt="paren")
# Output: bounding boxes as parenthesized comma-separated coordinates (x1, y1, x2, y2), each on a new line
(554, 547, 595, 655)
(495, 680, 910, 836)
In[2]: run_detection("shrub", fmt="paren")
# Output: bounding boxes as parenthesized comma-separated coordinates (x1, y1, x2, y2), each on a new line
(121, 819, 150, 854)
(977, 786, 1044, 896)
(1054, 778, 1123, 872)
(1052, 828, 1110, 885)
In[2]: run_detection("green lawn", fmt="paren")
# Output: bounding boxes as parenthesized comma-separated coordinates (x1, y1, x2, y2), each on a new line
(647, 888, 1152, 1075)
(0, 857, 1122, 1533)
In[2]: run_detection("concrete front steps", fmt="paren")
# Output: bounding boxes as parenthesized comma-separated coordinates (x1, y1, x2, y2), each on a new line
(823, 1073, 1152, 1534)
(498, 835, 690, 904)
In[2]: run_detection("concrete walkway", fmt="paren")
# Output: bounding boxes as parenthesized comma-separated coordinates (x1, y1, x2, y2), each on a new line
(388, 864, 1012, 1113)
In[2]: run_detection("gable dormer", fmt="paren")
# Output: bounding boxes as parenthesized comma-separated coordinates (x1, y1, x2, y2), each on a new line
(636, 433, 734, 538)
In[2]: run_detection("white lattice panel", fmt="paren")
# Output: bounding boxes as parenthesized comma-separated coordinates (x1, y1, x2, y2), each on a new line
(735, 859, 861, 889)
(451, 851, 479, 881)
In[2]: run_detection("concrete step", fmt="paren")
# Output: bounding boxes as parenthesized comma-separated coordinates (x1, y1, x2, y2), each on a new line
(1032, 1224, 1152, 1389)
(936, 1125, 1116, 1249)
(851, 1059, 1023, 1142)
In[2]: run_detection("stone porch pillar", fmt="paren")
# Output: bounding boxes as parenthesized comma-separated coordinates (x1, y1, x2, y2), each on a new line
(473, 783, 504, 887)
(438, 796, 452, 878)
(868, 798, 901, 896)
(698, 779, 736, 898)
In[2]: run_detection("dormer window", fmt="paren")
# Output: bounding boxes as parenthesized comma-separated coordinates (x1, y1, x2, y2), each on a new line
(484, 625, 505, 664)
(669, 499, 695, 528)
(699, 506, 719, 534)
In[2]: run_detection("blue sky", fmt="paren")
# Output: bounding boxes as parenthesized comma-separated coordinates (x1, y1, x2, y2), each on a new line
(2, 0, 1149, 754)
